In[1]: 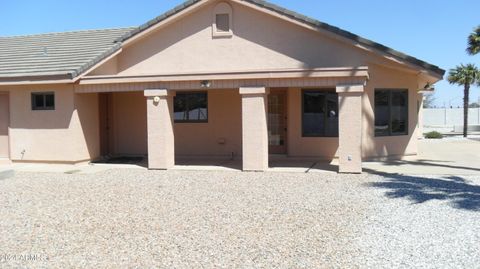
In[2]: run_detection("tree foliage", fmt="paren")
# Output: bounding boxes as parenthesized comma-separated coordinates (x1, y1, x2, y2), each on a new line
(448, 64, 480, 137)
(467, 26, 480, 55)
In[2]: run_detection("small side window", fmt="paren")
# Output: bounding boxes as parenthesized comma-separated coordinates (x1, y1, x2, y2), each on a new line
(212, 2, 233, 37)
(32, 92, 55, 110)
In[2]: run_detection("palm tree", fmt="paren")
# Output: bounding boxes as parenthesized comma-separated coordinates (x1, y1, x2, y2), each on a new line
(448, 64, 480, 137)
(467, 26, 480, 55)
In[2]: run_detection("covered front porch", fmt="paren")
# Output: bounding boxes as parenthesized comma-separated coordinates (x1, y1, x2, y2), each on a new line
(76, 68, 367, 173)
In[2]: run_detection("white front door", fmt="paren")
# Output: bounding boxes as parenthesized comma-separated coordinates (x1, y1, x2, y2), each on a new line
(0, 94, 9, 159)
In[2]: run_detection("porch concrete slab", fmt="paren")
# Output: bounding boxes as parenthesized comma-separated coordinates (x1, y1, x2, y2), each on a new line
(363, 135, 480, 175)
(173, 157, 337, 173)
(0, 162, 146, 175)
(173, 158, 242, 172)
(0, 158, 338, 174)
(0, 169, 14, 180)
(268, 159, 337, 173)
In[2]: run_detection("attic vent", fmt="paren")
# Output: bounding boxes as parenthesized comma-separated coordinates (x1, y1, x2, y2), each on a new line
(216, 14, 230, 32)
(212, 2, 233, 38)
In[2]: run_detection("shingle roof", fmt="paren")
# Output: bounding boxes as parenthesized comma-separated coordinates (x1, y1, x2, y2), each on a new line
(0, 27, 134, 81)
(118, 0, 445, 78)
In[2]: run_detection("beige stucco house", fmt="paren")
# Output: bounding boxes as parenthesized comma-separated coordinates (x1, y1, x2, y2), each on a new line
(0, 0, 444, 173)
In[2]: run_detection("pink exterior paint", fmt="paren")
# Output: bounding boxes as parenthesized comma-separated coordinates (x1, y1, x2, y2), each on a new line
(286, 88, 339, 158)
(240, 87, 269, 171)
(144, 89, 175, 169)
(0, 85, 100, 163)
(362, 64, 422, 159)
(110, 92, 148, 155)
(175, 89, 242, 157)
(0, 93, 9, 159)
(98, 1, 412, 78)
(336, 85, 364, 173)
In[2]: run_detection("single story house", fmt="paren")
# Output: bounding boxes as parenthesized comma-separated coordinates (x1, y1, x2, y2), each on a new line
(0, 0, 444, 173)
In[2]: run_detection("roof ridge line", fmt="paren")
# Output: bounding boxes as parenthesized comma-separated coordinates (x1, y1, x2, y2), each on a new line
(0, 26, 137, 39)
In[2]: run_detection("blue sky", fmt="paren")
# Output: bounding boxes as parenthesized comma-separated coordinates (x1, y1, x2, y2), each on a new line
(1, 0, 480, 107)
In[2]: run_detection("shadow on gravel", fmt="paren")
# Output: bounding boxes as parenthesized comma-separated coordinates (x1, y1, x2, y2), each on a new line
(365, 169, 480, 211)
(376, 159, 480, 172)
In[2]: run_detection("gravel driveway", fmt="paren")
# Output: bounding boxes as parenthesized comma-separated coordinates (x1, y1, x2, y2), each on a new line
(0, 169, 479, 268)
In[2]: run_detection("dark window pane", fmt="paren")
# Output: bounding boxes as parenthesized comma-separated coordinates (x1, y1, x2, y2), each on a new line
(325, 93, 339, 136)
(174, 94, 188, 121)
(188, 93, 207, 121)
(375, 90, 390, 136)
(216, 14, 230, 32)
(45, 94, 54, 108)
(302, 91, 338, 137)
(391, 91, 408, 134)
(303, 92, 325, 136)
(34, 94, 44, 108)
(174, 92, 208, 122)
(374, 89, 408, 136)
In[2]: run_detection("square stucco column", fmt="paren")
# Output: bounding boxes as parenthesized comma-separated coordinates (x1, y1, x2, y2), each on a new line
(144, 89, 175, 170)
(336, 84, 364, 173)
(239, 87, 269, 171)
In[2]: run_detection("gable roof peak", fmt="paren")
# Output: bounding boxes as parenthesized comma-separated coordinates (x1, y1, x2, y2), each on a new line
(117, 0, 444, 78)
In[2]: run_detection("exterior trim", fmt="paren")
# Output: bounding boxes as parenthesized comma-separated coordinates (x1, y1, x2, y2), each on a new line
(144, 89, 169, 97)
(75, 77, 368, 93)
(72, 48, 123, 82)
(336, 84, 365, 93)
(80, 67, 370, 85)
(239, 86, 268, 95)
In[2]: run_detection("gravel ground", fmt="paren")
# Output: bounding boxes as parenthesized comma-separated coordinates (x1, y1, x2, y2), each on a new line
(0, 169, 479, 268)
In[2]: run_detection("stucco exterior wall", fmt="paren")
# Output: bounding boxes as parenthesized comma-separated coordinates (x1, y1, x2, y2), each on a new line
(362, 64, 420, 159)
(110, 92, 148, 155)
(1, 85, 100, 163)
(0, 93, 9, 159)
(286, 87, 339, 159)
(74, 92, 100, 161)
(0, 63, 422, 164)
(107, 89, 242, 158)
(281, 64, 421, 160)
(111, 1, 387, 76)
(0, 70, 422, 164)
(174, 89, 242, 157)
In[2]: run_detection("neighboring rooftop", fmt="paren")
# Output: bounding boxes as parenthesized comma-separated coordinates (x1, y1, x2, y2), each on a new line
(0, 27, 134, 81)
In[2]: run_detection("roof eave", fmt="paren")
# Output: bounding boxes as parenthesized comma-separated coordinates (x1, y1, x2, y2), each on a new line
(0, 74, 75, 86)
